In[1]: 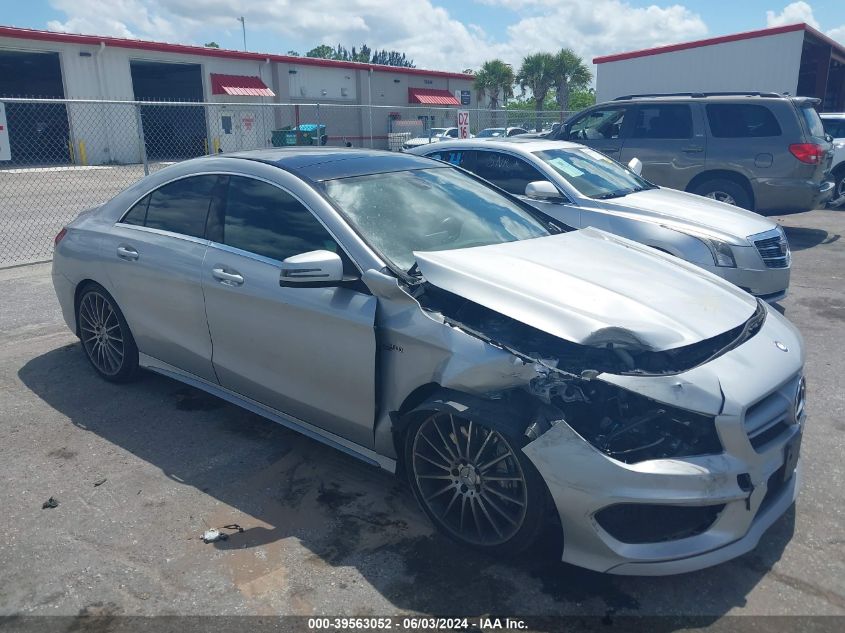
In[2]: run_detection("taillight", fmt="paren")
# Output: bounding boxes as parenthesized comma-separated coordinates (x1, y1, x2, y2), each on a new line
(54, 227, 67, 245)
(789, 143, 824, 164)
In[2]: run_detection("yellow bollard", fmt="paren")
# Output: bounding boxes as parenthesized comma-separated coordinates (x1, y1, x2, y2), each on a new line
(68, 141, 75, 164)
(212, 138, 220, 154)
(78, 140, 87, 166)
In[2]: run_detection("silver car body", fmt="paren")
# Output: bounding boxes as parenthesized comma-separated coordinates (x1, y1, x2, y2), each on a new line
(402, 127, 460, 150)
(409, 138, 791, 301)
(52, 149, 805, 575)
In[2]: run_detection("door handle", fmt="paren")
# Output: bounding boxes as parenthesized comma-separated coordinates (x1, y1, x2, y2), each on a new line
(116, 245, 139, 261)
(682, 145, 704, 153)
(212, 267, 244, 286)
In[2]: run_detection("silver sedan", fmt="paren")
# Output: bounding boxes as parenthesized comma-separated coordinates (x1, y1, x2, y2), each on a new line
(409, 138, 791, 302)
(53, 148, 805, 575)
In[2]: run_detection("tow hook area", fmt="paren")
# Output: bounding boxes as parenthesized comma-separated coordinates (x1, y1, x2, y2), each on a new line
(737, 473, 754, 511)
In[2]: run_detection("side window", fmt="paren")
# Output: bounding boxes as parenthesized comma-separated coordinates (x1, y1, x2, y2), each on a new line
(569, 107, 627, 140)
(144, 176, 219, 238)
(122, 195, 149, 226)
(631, 105, 693, 139)
(706, 104, 782, 138)
(427, 150, 474, 169)
(473, 151, 547, 196)
(222, 176, 341, 263)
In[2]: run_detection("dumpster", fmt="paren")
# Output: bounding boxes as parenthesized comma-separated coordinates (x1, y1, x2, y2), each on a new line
(271, 124, 327, 147)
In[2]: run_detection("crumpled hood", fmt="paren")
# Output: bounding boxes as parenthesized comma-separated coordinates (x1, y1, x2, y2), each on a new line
(598, 188, 776, 245)
(415, 228, 758, 352)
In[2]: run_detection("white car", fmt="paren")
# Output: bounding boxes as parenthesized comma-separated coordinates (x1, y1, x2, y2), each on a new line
(402, 127, 460, 150)
(410, 138, 791, 301)
(820, 113, 845, 205)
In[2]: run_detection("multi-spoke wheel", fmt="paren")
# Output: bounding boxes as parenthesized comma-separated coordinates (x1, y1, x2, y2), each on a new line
(77, 284, 138, 382)
(406, 411, 549, 554)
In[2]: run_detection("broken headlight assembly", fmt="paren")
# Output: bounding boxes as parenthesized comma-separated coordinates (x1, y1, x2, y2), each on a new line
(547, 381, 723, 464)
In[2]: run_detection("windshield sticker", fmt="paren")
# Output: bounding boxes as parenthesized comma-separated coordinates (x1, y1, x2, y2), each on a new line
(549, 157, 584, 178)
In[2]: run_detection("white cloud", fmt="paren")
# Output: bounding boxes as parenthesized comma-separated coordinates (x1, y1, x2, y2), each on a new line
(765, 2, 820, 29)
(44, 0, 711, 73)
(765, 2, 845, 46)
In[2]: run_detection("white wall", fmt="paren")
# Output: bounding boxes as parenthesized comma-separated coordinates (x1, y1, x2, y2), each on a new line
(595, 30, 805, 103)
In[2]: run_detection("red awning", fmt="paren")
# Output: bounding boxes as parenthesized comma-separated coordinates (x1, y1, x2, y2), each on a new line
(408, 87, 460, 106)
(210, 73, 275, 97)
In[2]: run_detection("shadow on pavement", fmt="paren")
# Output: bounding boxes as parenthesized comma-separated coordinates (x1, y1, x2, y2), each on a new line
(18, 342, 795, 625)
(782, 226, 840, 252)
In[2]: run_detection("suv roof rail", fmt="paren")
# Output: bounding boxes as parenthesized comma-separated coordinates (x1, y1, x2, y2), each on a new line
(613, 91, 785, 100)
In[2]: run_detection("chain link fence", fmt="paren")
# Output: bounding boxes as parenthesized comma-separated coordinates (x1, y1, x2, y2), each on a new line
(0, 98, 571, 267)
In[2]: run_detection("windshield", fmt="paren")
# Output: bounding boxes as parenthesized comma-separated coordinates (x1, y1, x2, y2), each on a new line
(477, 128, 505, 137)
(429, 128, 448, 136)
(323, 168, 551, 272)
(533, 147, 655, 199)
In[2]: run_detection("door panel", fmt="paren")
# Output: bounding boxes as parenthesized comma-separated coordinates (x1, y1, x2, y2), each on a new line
(619, 103, 705, 190)
(202, 246, 377, 447)
(104, 226, 216, 381)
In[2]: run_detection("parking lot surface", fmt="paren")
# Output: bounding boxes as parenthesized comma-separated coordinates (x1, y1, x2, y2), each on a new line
(0, 208, 843, 623)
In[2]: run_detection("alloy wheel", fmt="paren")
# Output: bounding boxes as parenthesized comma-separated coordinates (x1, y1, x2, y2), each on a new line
(705, 190, 737, 205)
(411, 413, 528, 546)
(79, 291, 125, 376)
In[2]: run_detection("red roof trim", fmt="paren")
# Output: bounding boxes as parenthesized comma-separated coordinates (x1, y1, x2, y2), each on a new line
(0, 25, 472, 80)
(593, 23, 845, 64)
(408, 87, 460, 105)
(210, 73, 274, 96)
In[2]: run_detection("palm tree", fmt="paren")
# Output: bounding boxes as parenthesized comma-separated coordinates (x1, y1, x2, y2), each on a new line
(516, 52, 556, 132)
(552, 49, 592, 119)
(474, 59, 515, 125)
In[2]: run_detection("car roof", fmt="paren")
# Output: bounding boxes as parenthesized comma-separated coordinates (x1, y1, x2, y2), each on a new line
(414, 137, 584, 152)
(223, 147, 443, 181)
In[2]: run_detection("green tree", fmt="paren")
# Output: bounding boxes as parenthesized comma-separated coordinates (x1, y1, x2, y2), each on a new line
(552, 48, 592, 117)
(286, 50, 300, 57)
(516, 52, 556, 132)
(204, 41, 220, 48)
(306, 44, 335, 59)
(473, 59, 515, 122)
(568, 88, 596, 112)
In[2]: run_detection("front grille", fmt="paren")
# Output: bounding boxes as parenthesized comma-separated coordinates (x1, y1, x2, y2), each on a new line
(751, 228, 791, 269)
(743, 373, 802, 451)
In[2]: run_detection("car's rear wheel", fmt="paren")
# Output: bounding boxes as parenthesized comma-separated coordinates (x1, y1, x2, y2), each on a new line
(693, 178, 752, 210)
(77, 284, 138, 382)
(405, 411, 548, 555)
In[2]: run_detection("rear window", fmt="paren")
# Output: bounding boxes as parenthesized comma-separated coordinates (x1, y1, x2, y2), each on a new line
(800, 106, 826, 138)
(706, 104, 782, 138)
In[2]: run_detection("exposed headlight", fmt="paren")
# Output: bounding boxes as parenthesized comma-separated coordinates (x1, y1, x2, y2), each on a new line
(701, 237, 737, 267)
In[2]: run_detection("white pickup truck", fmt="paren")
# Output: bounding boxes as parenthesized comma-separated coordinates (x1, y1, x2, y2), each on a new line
(821, 113, 845, 207)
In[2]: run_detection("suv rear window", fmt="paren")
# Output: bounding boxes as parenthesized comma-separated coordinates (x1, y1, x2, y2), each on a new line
(706, 104, 782, 138)
(799, 106, 826, 138)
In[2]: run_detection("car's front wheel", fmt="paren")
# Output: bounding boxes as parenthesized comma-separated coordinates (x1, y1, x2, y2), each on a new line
(77, 283, 139, 382)
(405, 411, 549, 555)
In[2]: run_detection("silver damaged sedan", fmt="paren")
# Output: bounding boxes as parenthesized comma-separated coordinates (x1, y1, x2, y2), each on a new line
(52, 148, 806, 575)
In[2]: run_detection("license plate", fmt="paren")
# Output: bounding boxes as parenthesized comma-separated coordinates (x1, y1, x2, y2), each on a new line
(783, 431, 802, 483)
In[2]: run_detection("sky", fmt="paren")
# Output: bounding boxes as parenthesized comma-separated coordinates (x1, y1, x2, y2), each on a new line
(2, 1, 845, 73)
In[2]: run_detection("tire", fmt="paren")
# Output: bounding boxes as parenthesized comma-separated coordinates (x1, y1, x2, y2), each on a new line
(692, 178, 752, 210)
(404, 411, 549, 555)
(76, 283, 139, 383)
(832, 167, 845, 203)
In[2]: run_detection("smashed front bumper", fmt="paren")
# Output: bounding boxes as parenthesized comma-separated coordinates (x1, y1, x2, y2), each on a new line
(523, 306, 805, 575)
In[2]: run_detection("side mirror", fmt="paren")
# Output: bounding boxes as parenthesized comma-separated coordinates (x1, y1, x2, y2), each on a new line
(525, 180, 563, 201)
(628, 157, 643, 176)
(279, 250, 345, 287)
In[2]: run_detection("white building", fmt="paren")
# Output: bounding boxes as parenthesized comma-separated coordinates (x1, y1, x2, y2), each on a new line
(594, 23, 845, 111)
(0, 25, 475, 163)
